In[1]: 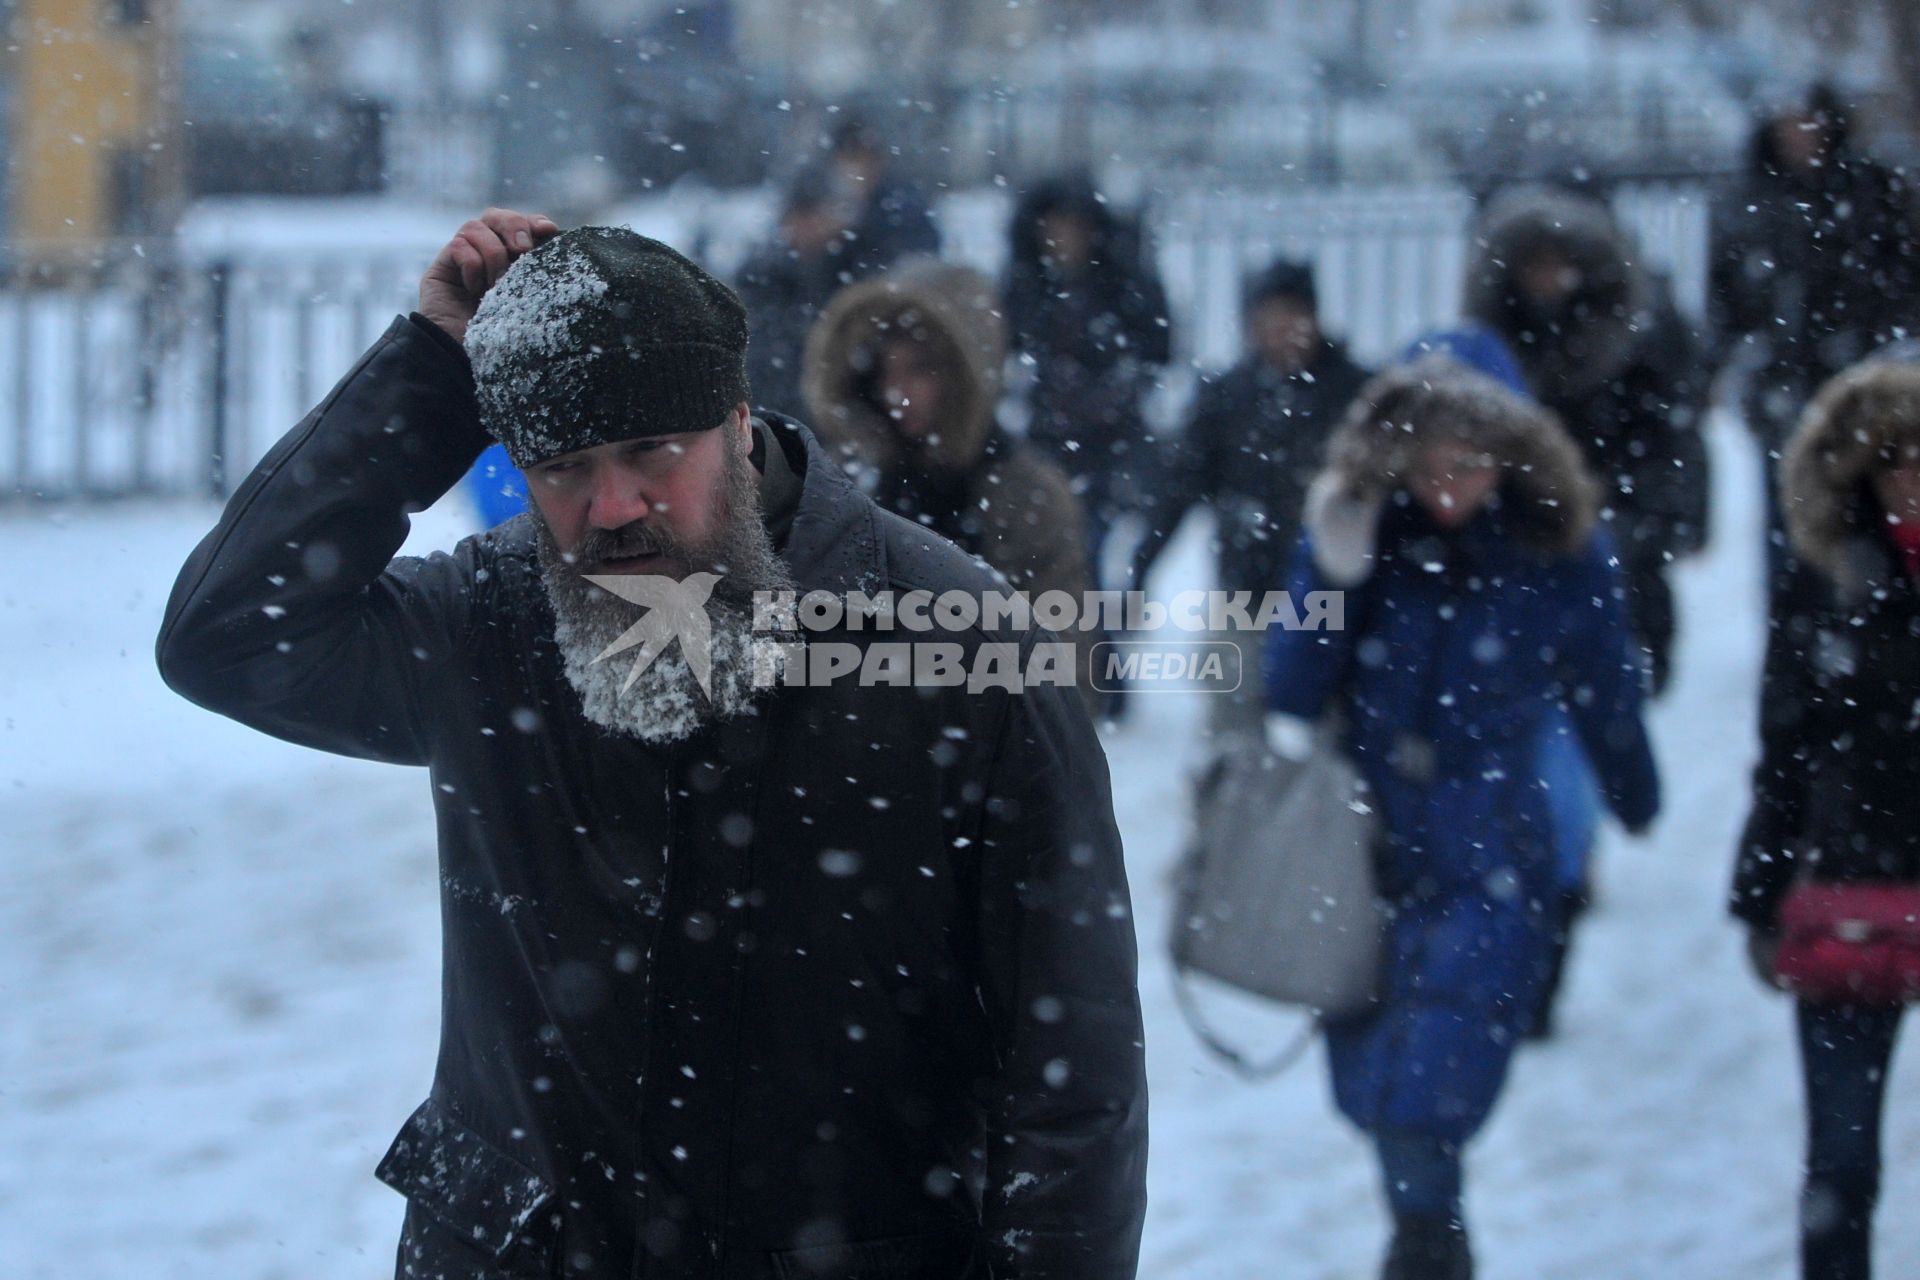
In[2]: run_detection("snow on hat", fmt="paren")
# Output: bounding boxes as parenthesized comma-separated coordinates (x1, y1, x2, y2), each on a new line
(466, 226, 749, 469)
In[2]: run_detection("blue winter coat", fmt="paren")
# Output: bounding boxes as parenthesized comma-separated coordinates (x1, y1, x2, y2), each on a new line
(1264, 497, 1658, 1141)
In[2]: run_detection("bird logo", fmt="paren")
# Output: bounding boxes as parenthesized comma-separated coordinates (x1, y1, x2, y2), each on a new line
(581, 572, 723, 699)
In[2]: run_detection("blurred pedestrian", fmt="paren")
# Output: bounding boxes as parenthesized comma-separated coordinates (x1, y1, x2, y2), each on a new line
(1397, 326, 1604, 1042)
(1134, 257, 1369, 737)
(1710, 85, 1918, 607)
(1005, 174, 1172, 589)
(1467, 186, 1710, 695)
(1264, 359, 1660, 1279)
(1732, 356, 1920, 1280)
(803, 259, 1098, 705)
(736, 166, 851, 418)
(827, 117, 941, 278)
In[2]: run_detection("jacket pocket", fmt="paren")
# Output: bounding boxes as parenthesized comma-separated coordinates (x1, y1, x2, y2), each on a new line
(768, 1222, 981, 1279)
(376, 1098, 558, 1278)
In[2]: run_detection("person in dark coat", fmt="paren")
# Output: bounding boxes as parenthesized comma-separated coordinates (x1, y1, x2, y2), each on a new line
(1731, 356, 1920, 1280)
(155, 212, 1148, 1280)
(735, 166, 855, 420)
(1466, 186, 1711, 696)
(1004, 174, 1172, 588)
(1264, 359, 1660, 1280)
(1132, 257, 1368, 736)
(828, 118, 941, 279)
(1710, 85, 1918, 606)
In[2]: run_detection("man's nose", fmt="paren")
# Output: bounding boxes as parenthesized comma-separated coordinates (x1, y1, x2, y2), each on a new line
(585, 468, 652, 530)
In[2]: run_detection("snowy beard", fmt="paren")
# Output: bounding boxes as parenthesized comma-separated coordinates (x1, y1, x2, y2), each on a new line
(533, 430, 796, 744)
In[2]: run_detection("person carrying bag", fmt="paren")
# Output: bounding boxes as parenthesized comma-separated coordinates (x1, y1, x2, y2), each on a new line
(1260, 359, 1660, 1280)
(1731, 355, 1920, 1280)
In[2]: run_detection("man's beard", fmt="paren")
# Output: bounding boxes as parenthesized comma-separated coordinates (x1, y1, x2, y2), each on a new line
(533, 430, 796, 744)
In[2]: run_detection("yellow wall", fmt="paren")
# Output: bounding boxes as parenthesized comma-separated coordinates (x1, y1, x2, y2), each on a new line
(9, 0, 176, 245)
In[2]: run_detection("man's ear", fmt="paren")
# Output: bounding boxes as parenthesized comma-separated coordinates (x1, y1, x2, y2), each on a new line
(731, 402, 754, 444)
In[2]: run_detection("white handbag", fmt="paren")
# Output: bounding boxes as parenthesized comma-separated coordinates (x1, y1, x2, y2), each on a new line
(1171, 728, 1385, 1077)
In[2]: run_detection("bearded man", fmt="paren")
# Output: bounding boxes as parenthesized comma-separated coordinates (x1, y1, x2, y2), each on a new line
(156, 211, 1147, 1280)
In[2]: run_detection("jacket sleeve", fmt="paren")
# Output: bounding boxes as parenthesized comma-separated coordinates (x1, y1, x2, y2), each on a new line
(1262, 531, 1357, 720)
(1707, 196, 1776, 364)
(1559, 534, 1661, 830)
(993, 458, 1103, 718)
(971, 650, 1147, 1278)
(154, 315, 496, 766)
(878, 182, 941, 260)
(1863, 162, 1920, 345)
(1002, 276, 1035, 360)
(1120, 265, 1173, 368)
(1618, 301, 1712, 561)
(1128, 375, 1223, 585)
(1729, 603, 1822, 928)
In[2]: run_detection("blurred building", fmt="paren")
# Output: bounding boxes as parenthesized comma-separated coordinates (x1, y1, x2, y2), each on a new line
(0, 0, 1886, 237)
(180, 29, 384, 199)
(5, 0, 185, 245)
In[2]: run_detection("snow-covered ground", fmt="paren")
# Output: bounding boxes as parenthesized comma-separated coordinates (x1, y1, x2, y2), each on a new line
(3, 412, 1917, 1277)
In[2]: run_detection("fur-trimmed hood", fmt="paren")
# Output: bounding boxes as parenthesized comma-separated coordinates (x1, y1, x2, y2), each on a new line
(802, 258, 1003, 477)
(1465, 187, 1647, 403)
(1782, 358, 1920, 588)
(1304, 357, 1601, 585)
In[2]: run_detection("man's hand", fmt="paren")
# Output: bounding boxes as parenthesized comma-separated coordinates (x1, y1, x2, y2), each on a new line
(419, 209, 561, 344)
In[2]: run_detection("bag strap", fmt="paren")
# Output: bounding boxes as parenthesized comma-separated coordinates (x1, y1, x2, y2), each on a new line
(1170, 962, 1319, 1081)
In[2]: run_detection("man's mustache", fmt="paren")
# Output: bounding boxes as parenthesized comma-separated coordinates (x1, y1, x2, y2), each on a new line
(571, 522, 682, 568)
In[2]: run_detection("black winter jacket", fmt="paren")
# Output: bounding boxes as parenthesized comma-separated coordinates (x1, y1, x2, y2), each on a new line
(735, 242, 848, 421)
(1710, 127, 1919, 446)
(155, 316, 1148, 1279)
(1467, 191, 1711, 571)
(1004, 181, 1171, 476)
(1731, 544, 1920, 928)
(1136, 342, 1370, 594)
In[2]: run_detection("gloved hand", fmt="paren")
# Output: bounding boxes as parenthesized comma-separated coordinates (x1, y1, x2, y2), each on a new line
(1746, 927, 1783, 990)
(1302, 475, 1383, 588)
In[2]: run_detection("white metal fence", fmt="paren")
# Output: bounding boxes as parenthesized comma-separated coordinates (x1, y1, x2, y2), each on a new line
(0, 180, 1715, 501)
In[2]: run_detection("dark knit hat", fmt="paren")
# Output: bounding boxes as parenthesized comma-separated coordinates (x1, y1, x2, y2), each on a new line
(1243, 258, 1318, 314)
(466, 226, 750, 468)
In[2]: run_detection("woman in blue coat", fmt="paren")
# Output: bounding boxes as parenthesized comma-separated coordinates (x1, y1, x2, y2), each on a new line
(1264, 359, 1660, 1279)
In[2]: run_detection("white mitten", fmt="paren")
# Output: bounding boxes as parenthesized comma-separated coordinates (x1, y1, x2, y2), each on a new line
(1303, 474, 1382, 587)
(1264, 712, 1316, 763)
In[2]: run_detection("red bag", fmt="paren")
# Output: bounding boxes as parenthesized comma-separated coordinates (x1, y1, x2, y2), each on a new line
(1775, 882, 1920, 1004)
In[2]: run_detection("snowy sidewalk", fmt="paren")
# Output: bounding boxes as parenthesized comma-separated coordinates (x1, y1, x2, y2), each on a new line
(3, 420, 1916, 1277)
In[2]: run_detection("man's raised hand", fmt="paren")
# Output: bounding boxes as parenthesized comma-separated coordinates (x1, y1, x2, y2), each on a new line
(419, 209, 561, 343)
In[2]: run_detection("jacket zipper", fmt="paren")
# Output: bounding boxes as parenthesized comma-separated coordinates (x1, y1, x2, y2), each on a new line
(631, 743, 677, 1271)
